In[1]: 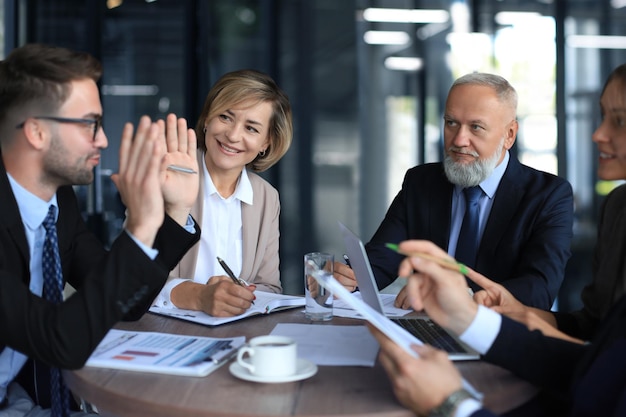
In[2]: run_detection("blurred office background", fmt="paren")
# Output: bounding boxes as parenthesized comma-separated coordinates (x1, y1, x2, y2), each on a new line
(2, 0, 625, 309)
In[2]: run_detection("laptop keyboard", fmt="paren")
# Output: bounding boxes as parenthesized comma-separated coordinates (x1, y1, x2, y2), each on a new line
(392, 318, 468, 353)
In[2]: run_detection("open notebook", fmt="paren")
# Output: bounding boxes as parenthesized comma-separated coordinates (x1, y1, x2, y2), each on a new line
(338, 222, 479, 361)
(150, 291, 305, 326)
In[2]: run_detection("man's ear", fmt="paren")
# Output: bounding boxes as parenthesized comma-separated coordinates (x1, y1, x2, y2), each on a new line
(21, 119, 48, 150)
(503, 119, 518, 150)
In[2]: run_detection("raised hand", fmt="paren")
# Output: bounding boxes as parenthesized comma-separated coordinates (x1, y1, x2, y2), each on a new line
(159, 113, 199, 225)
(110, 116, 165, 247)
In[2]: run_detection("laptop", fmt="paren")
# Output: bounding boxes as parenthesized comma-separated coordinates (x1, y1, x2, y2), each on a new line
(338, 222, 480, 361)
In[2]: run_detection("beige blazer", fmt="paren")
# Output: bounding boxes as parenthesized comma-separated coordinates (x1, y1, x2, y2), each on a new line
(168, 155, 282, 294)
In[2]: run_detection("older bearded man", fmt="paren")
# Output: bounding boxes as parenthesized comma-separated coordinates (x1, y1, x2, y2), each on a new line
(333, 73, 573, 310)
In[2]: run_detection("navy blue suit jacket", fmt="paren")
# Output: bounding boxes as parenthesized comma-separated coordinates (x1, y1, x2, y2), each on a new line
(365, 158, 573, 309)
(473, 295, 626, 417)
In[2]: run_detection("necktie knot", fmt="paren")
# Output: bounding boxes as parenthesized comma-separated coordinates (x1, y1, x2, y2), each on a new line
(463, 186, 483, 205)
(42, 205, 57, 232)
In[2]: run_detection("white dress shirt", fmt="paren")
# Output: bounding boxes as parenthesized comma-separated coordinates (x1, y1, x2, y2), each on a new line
(154, 162, 253, 308)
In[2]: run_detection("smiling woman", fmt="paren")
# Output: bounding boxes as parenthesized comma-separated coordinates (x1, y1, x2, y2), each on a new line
(593, 64, 626, 182)
(152, 69, 294, 319)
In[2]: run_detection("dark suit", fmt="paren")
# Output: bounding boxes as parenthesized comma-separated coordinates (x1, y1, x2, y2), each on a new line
(555, 183, 626, 340)
(366, 157, 573, 309)
(0, 158, 199, 373)
(472, 295, 626, 417)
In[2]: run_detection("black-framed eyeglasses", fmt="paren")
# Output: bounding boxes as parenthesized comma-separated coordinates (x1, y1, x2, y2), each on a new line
(15, 116, 103, 141)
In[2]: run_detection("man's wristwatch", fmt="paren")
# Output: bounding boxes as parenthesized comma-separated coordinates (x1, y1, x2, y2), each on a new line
(429, 388, 476, 417)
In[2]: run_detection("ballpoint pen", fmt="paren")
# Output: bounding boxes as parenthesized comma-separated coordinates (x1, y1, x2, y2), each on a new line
(210, 348, 239, 366)
(342, 254, 359, 292)
(385, 243, 469, 276)
(217, 256, 255, 303)
(167, 164, 198, 174)
(342, 254, 352, 268)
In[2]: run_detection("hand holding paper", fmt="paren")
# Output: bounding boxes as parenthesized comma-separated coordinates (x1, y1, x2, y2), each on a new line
(310, 270, 483, 400)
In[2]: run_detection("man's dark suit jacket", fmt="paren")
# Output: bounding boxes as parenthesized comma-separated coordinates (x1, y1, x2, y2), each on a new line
(365, 157, 573, 309)
(472, 295, 626, 417)
(0, 157, 199, 371)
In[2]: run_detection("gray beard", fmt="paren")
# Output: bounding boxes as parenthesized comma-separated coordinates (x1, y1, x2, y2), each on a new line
(443, 143, 504, 188)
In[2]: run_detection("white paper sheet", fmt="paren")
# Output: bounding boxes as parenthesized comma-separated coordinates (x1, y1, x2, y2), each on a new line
(270, 323, 379, 366)
(312, 272, 483, 399)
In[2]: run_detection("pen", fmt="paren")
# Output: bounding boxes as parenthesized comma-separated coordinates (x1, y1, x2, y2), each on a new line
(217, 257, 255, 304)
(385, 243, 469, 276)
(211, 348, 239, 366)
(167, 164, 198, 174)
(217, 257, 243, 286)
(342, 254, 359, 292)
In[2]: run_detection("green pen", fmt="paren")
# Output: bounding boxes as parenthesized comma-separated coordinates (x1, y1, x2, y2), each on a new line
(385, 243, 469, 276)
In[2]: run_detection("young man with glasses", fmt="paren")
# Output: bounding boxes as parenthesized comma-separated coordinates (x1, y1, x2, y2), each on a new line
(0, 43, 200, 416)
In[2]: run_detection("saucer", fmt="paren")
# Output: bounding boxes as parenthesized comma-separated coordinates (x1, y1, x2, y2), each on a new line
(229, 358, 317, 383)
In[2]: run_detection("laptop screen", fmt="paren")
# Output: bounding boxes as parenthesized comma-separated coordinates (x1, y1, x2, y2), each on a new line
(338, 222, 386, 314)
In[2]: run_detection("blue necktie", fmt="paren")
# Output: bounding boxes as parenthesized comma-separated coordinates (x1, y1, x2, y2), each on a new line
(42, 205, 71, 417)
(455, 186, 483, 269)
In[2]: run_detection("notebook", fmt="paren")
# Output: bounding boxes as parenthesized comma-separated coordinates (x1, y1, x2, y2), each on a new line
(149, 291, 305, 326)
(338, 222, 479, 361)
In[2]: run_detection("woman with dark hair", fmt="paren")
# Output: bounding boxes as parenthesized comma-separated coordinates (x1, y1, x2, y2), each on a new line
(471, 63, 626, 343)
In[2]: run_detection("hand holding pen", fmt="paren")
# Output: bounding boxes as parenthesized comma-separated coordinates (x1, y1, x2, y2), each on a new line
(333, 255, 358, 293)
(217, 257, 255, 304)
(385, 243, 469, 275)
(386, 241, 474, 309)
(386, 240, 480, 335)
(342, 254, 352, 268)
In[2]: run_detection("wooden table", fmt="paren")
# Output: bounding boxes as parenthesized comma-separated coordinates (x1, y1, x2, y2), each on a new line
(64, 309, 538, 417)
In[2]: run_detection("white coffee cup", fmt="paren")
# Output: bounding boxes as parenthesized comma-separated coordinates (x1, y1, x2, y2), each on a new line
(236, 335, 297, 377)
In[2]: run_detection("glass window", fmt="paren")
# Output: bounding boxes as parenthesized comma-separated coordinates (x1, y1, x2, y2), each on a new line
(12, 0, 626, 301)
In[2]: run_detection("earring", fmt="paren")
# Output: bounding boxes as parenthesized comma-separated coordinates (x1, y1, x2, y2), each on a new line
(258, 149, 266, 157)
(203, 127, 207, 133)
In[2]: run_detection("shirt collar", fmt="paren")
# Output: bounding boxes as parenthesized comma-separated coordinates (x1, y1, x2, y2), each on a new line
(7, 173, 58, 230)
(480, 150, 509, 198)
(203, 158, 254, 205)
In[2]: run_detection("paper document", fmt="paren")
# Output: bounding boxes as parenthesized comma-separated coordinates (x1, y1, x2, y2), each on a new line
(312, 272, 483, 399)
(85, 329, 245, 377)
(150, 291, 305, 326)
(270, 323, 379, 366)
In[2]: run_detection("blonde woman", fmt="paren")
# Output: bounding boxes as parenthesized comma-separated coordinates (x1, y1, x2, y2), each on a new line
(154, 69, 293, 317)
